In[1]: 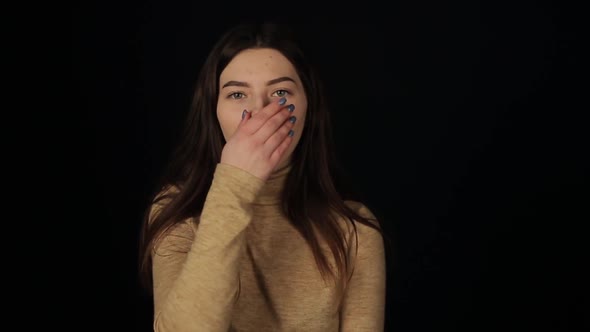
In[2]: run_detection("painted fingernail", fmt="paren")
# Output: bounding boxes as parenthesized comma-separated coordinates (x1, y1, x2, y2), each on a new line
(288, 130, 294, 137)
(289, 116, 296, 124)
(242, 109, 247, 119)
(287, 104, 295, 112)
(279, 97, 287, 105)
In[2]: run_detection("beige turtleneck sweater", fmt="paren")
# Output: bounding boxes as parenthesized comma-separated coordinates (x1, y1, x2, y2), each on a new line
(150, 163, 386, 331)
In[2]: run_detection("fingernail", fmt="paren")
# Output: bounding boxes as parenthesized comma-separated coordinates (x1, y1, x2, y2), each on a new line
(242, 109, 247, 119)
(287, 104, 295, 112)
(279, 97, 287, 105)
(289, 116, 296, 124)
(288, 130, 294, 137)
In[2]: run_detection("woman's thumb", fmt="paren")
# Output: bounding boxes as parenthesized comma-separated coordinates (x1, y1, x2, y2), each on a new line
(240, 109, 251, 122)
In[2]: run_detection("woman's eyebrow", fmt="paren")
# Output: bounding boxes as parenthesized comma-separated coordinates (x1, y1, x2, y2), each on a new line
(222, 76, 296, 89)
(266, 76, 296, 86)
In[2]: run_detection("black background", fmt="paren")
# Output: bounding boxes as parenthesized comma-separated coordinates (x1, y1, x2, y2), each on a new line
(69, 2, 587, 331)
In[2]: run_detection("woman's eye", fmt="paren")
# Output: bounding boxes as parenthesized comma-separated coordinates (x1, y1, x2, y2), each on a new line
(272, 90, 289, 97)
(228, 92, 245, 99)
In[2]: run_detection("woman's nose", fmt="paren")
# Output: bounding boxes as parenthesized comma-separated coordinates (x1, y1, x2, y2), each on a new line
(249, 95, 271, 115)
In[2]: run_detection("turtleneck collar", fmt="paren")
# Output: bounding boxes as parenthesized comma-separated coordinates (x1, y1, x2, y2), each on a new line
(253, 163, 292, 205)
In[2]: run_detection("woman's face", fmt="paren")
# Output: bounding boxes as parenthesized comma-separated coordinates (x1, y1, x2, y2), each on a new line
(217, 48, 308, 169)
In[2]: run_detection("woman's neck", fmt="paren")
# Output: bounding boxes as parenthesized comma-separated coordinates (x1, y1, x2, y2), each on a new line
(253, 163, 292, 205)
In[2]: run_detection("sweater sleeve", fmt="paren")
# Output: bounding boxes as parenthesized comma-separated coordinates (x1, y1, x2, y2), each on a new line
(340, 202, 387, 331)
(150, 163, 265, 332)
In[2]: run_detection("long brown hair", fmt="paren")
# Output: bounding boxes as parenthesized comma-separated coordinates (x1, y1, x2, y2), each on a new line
(138, 22, 384, 293)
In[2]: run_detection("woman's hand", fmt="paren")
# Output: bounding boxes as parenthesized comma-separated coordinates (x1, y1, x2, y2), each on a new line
(220, 97, 296, 181)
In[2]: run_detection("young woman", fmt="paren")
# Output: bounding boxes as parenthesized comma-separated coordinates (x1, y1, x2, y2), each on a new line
(138, 22, 386, 331)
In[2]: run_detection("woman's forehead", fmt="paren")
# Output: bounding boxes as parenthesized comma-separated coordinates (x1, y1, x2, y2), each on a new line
(219, 48, 300, 86)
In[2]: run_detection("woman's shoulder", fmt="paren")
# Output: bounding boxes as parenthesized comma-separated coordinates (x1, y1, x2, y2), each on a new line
(152, 184, 182, 205)
(148, 184, 197, 240)
(342, 200, 384, 254)
(332, 200, 381, 240)
(343, 200, 378, 223)
(148, 184, 182, 222)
